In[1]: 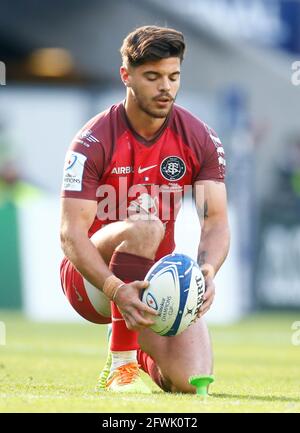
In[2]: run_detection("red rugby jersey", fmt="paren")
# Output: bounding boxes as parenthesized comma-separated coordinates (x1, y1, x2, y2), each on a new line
(61, 101, 226, 259)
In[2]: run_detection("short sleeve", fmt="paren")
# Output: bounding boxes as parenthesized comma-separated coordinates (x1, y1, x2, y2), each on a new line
(194, 126, 226, 183)
(61, 130, 105, 200)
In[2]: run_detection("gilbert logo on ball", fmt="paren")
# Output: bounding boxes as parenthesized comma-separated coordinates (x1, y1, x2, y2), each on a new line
(141, 253, 205, 336)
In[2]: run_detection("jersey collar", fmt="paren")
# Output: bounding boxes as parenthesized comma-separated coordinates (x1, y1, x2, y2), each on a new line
(120, 100, 173, 147)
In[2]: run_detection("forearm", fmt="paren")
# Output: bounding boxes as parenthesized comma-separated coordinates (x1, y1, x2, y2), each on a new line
(61, 231, 112, 290)
(197, 222, 230, 276)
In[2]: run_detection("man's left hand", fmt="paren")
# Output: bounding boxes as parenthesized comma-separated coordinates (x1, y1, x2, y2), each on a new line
(198, 264, 215, 318)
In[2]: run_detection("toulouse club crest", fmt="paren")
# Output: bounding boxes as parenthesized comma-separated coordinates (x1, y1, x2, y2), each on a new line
(160, 156, 186, 181)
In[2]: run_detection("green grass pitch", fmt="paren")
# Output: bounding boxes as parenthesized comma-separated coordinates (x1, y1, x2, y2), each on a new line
(0, 311, 299, 413)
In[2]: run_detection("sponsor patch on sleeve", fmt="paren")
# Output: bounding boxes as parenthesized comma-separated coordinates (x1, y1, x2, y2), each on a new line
(63, 151, 87, 191)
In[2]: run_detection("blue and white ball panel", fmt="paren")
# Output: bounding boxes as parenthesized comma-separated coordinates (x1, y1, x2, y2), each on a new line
(143, 263, 180, 335)
(142, 253, 205, 336)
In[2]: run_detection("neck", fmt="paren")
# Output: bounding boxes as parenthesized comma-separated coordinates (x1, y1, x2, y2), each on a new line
(124, 95, 167, 141)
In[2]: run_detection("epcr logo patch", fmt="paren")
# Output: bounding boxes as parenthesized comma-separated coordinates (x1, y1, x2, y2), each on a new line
(66, 154, 78, 170)
(146, 293, 158, 310)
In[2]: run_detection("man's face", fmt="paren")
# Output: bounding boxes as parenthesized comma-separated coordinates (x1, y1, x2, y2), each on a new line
(122, 57, 181, 119)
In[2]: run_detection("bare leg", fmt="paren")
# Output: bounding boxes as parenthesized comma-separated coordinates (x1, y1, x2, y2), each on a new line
(90, 217, 212, 394)
(138, 318, 213, 393)
(90, 216, 164, 264)
(85, 216, 164, 324)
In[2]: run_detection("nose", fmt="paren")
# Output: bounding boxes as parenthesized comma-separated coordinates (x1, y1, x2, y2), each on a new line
(158, 76, 171, 93)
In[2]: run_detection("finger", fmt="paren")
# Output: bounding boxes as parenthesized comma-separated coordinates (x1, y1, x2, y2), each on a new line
(132, 280, 150, 290)
(199, 302, 213, 316)
(200, 295, 214, 311)
(201, 269, 209, 278)
(125, 320, 142, 332)
(123, 311, 148, 331)
(123, 314, 136, 331)
(203, 286, 214, 301)
(136, 299, 159, 316)
(198, 301, 212, 317)
(202, 304, 212, 315)
(124, 315, 152, 332)
(131, 310, 156, 328)
(122, 304, 156, 329)
(204, 276, 213, 288)
(201, 300, 212, 311)
(198, 307, 209, 318)
(201, 264, 215, 279)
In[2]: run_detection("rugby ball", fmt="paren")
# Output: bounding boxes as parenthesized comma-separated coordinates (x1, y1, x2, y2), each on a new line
(141, 253, 205, 336)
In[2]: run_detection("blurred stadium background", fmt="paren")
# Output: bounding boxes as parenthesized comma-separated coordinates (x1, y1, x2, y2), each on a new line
(0, 1, 300, 331)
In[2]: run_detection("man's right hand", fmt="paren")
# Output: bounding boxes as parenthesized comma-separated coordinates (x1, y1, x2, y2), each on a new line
(113, 280, 158, 331)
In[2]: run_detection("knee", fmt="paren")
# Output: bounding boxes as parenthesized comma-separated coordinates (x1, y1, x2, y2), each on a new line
(162, 376, 195, 394)
(162, 368, 213, 394)
(129, 215, 165, 238)
(170, 381, 196, 394)
(123, 217, 165, 253)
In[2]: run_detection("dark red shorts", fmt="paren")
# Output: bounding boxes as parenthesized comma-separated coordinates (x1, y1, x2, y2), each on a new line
(60, 257, 111, 324)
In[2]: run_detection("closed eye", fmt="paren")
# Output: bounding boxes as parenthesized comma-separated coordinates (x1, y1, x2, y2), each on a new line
(144, 73, 159, 81)
(143, 72, 180, 82)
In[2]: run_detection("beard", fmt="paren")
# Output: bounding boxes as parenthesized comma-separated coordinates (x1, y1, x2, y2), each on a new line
(131, 87, 176, 119)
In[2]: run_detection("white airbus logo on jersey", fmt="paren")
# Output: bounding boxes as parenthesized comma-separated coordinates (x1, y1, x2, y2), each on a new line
(111, 166, 134, 174)
(137, 164, 157, 174)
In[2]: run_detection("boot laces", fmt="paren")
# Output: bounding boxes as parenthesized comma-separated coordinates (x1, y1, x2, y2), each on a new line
(106, 362, 140, 387)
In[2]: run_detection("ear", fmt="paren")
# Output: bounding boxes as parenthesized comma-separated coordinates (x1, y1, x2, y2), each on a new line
(120, 65, 131, 88)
